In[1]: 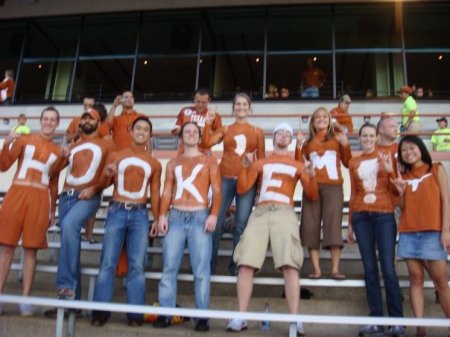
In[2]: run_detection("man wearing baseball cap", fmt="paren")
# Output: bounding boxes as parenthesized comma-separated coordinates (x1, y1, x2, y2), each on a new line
(53, 107, 115, 304)
(398, 85, 422, 133)
(227, 122, 318, 336)
(431, 117, 450, 152)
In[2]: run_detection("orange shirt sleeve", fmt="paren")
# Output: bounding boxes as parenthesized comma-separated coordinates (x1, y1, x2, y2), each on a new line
(237, 161, 260, 195)
(0, 137, 23, 172)
(348, 159, 357, 225)
(200, 124, 226, 148)
(97, 151, 117, 191)
(208, 157, 222, 216)
(340, 141, 352, 168)
(255, 127, 265, 159)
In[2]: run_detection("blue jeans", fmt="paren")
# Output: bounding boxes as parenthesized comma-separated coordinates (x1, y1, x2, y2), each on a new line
(93, 202, 150, 320)
(301, 86, 319, 98)
(56, 191, 101, 299)
(211, 178, 256, 275)
(352, 212, 403, 318)
(158, 208, 211, 313)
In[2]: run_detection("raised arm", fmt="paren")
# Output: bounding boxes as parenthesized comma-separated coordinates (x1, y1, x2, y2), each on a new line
(0, 133, 23, 172)
(255, 127, 266, 159)
(237, 160, 260, 195)
(200, 124, 226, 148)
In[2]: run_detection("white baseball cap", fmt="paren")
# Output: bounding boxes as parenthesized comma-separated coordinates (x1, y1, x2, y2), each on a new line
(273, 122, 293, 135)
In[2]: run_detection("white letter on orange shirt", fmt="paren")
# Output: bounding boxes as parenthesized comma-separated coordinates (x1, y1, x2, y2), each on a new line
(17, 145, 57, 185)
(66, 143, 103, 186)
(309, 150, 338, 180)
(117, 157, 151, 199)
(174, 164, 204, 202)
(258, 163, 296, 204)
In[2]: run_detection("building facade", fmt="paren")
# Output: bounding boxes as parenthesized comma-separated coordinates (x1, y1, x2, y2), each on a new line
(1, 0, 449, 103)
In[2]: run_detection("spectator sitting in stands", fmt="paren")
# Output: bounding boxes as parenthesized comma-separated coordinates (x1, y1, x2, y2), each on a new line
(330, 94, 353, 134)
(415, 87, 424, 98)
(280, 87, 290, 98)
(11, 114, 30, 135)
(0, 69, 15, 105)
(431, 117, 450, 152)
(265, 83, 279, 99)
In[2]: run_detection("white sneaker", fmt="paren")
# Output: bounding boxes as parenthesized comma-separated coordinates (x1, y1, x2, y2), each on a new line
(297, 321, 305, 336)
(20, 303, 34, 317)
(226, 318, 248, 332)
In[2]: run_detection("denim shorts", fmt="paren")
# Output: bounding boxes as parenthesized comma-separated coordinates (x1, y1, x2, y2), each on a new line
(398, 231, 448, 260)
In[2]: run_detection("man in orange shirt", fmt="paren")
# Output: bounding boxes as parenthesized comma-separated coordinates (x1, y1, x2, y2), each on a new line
(0, 69, 15, 105)
(66, 97, 96, 143)
(301, 57, 326, 98)
(331, 94, 353, 133)
(55, 108, 114, 302)
(0, 106, 65, 315)
(227, 123, 318, 335)
(172, 88, 222, 154)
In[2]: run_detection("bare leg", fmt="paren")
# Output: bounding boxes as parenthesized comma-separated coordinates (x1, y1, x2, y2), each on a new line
(21, 248, 37, 296)
(308, 248, 321, 278)
(330, 245, 343, 276)
(236, 266, 255, 312)
(427, 260, 450, 336)
(0, 245, 16, 293)
(84, 217, 96, 242)
(406, 259, 425, 336)
(282, 266, 299, 314)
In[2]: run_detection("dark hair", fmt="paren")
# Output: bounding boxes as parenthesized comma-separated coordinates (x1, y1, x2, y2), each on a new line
(194, 87, 211, 98)
(179, 121, 201, 138)
(359, 123, 377, 136)
(397, 135, 432, 173)
(40, 106, 60, 122)
(232, 93, 252, 114)
(92, 103, 107, 122)
(132, 116, 152, 133)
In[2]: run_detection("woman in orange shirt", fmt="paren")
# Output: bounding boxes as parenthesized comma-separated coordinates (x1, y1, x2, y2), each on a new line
(202, 93, 265, 275)
(392, 135, 450, 337)
(296, 107, 351, 280)
(347, 124, 404, 337)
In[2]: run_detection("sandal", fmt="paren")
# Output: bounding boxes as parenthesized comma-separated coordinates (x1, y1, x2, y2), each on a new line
(331, 272, 346, 280)
(307, 273, 321, 279)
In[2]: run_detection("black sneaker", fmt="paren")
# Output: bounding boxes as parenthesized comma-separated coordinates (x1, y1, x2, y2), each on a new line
(195, 319, 210, 332)
(153, 316, 170, 328)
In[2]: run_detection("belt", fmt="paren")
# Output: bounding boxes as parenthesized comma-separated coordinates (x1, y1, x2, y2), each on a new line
(61, 189, 81, 196)
(111, 201, 147, 210)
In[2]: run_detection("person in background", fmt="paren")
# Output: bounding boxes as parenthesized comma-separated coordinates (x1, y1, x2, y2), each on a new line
(296, 107, 351, 280)
(91, 117, 161, 327)
(226, 122, 317, 336)
(330, 94, 353, 134)
(301, 57, 326, 98)
(398, 85, 421, 133)
(12, 114, 30, 135)
(0, 107, 65, 316)
(391, 136, 450, 337)
(154, 122, 221, 332)
(201, 93, 265, 276)
(0, 69, 15, 105)
(66, 97, 96, 143)
(172, 88, 222, 154)
(431, 117, 450, 152)
(347, 123, 405, 337)
(265, 83, 279, 99)
(280, 87, 290, 99)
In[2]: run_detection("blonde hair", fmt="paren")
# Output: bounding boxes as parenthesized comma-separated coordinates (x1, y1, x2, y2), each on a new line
(307, 107, 334, 143)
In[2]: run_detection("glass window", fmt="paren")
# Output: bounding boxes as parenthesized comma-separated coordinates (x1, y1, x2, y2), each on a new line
(406, 53, 450, 98)
(200, 8, 265, 98)
(79, 14, 139, 56)
(140, 11, 200, 54)
(335, 52, 404, 98)
(404, 3, 450, 49)
(134, 10, 200, 99)
(198, 54, 263, 100)
(0, 20, 26, 79)
(267, 6, 332, 51)
(15, 61, 73, 102)
(24, 17, 80, 58)
(334, 4, 401, 49)
(72, 59, 133, 102)
(267, 54, 332, 99)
